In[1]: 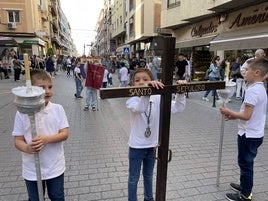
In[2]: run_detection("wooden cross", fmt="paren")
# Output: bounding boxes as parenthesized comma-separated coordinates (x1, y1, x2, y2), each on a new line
(100, 36, 225, 201)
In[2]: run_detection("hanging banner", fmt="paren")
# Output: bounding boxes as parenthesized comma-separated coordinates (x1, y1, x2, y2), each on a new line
(85, 63, 105, 89)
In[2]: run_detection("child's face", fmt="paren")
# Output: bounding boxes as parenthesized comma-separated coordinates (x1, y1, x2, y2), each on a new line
(133, 72, 152, 86)
(34, 79, 53, 106)
(244, 65, 259, 84)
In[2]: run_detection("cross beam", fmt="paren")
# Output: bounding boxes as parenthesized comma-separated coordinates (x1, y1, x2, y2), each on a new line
(100, 81, 225, 99)
(100, 36, 225, 201)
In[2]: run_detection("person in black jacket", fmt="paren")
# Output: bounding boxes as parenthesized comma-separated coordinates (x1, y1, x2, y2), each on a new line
(45, 56, 55, 77)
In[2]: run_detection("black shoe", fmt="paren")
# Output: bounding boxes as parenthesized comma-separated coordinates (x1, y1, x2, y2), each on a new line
(74, 93, 77, 98)
(83, 106, 89, 111)
(225, 192, 252, 201)
(144, 198, 154, 201)
(77, 96, 83, 99)
(230, 183, 242, 192)
(92, 107, 96, 111)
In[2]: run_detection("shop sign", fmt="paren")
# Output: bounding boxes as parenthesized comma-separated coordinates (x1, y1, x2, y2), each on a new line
(191, 21, 218, 37)
(229, 8, 268, 29)
(23, 39, 39, 44)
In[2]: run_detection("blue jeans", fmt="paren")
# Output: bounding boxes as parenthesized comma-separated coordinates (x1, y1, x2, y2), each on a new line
(238, 134, 263, 197)
(85, 87, 97, 108)
(151, 69, 158, 81)
(25, 173, 65, 201)
(204, 76, 219, 98)
(75, 78, 83, 97)
(128, 147, 155, 201)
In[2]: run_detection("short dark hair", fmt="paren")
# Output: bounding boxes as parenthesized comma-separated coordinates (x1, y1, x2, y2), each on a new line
(130, 68, 153, 86)
(247, 58, 268, 77)
(30, 69, 52, 85)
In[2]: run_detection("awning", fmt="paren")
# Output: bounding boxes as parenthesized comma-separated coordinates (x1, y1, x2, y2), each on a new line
(209, 27, 268, 50)
(0, 36, 18, 46)
(15, 37, 46, 46)
(176, 35, 217, 48)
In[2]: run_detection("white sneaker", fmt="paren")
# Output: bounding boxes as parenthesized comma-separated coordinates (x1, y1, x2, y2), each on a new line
(202, 97, 209, 102)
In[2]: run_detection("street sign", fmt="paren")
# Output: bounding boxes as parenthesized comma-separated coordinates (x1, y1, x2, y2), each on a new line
(123, 47, 130, 54)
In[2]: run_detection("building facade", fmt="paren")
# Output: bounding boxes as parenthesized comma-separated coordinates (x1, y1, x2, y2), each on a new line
(161, 0, 268, 80)
(0, 0, 75, 59)
(92, 0, 268, 80)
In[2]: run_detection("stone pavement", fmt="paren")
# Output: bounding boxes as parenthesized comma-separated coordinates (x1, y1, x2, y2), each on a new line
(0, 72, 267, 201)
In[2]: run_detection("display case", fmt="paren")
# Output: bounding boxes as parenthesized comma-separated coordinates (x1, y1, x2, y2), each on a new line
(192, 50, 212, 81)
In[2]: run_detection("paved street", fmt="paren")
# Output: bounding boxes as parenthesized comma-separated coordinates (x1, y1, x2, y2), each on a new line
(0, 72, 267, 201)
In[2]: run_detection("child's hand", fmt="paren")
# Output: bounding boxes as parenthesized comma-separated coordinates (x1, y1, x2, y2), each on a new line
(219, 107, 234, 120)
(26, 144, 38, 154)
(176, 80, 187, 85)
(148, 80, 164, 89)
(30, 135, 48, 152)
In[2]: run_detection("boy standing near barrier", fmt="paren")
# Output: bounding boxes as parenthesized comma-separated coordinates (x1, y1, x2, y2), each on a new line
(220, 58, 268, 201)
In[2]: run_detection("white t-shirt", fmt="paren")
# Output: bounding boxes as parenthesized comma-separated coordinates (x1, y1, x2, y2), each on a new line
(119, 67, 128, 81)
(67, 58, 71, 66)
(12, 102, 69, 180)
(126, 94, 186, 148)
(103, 69, 108, 82)
(238, 82, 267, 138)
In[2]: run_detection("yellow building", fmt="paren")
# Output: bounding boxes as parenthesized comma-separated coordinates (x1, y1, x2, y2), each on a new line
(0, 0, 74, 59)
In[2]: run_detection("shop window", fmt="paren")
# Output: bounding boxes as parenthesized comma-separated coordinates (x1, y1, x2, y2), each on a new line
(168, 0, 181, 8)
(129, 0, 134, 11)
(8, 10, 20, 23)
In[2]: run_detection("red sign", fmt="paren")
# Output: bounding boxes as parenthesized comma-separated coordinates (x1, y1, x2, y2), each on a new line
(85, 63, 105, 89)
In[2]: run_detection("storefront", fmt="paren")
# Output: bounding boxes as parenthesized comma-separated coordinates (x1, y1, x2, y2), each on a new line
(14, 37, 46, 59)
(172, 1, 268, 80)
(0, 36, 18, 56)
(209, 2, 268, 60)
(173, 18, 220, 80)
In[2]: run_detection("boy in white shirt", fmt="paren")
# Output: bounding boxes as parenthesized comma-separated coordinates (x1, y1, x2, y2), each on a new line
(12, 69, 69, 200)
(220, 58, 268, 201)
(126, 68, 186, 201)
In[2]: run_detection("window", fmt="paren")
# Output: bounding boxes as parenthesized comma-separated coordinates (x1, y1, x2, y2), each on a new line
(168, 0, 180, 8)
(8, 10, 20, 23)
(129, 0, 134, 11)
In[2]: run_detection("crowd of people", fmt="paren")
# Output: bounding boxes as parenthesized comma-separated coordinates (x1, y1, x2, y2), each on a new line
(202, 49, 268, 103)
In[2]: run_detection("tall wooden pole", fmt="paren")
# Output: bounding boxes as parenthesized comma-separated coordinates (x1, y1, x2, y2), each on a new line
(155, 36, 176, 201)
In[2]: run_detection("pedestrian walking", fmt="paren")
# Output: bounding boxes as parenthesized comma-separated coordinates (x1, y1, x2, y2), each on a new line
(45, 55, 55, 77)
(74, 60, 84, 99)
(12, 69, 69, 201)
(126, 68, 186, 201)
(66, 56, 72, 77)
(220, 58, 268, 201)
(83, 61, 104, 111)
(119, 62, 129, 87)
(102, 66, 109, 88)
(202, 56, 221, 101)
(175, 53, 188, 80)
(12, 55, 24, 82)
(151, 50, 159, 80)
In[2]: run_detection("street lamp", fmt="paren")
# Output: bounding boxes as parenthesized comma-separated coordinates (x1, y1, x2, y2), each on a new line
(83, 43, 92, 56)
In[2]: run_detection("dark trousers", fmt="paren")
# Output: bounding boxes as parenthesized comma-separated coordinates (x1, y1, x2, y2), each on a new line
(2, 68, 9, 78)
(25, 173, 65, 201)
(14, 68, 21, 81)
(238, 134, 263, 197)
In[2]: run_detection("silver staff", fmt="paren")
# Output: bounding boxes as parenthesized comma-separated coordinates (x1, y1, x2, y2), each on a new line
(216, 81, 236, 186)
